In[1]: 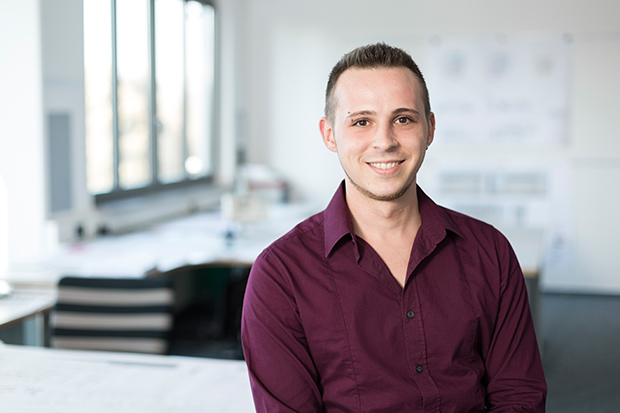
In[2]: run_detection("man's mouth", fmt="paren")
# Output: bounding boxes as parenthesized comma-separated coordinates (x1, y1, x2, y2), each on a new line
(367, 161, 403, 170)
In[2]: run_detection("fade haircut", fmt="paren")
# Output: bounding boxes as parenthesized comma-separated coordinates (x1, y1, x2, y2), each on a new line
(324, 43, 431, 125)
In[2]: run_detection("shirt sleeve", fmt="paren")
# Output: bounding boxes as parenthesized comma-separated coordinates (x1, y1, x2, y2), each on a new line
(483, 231, 547, 412)
(241, 249, 324, 413)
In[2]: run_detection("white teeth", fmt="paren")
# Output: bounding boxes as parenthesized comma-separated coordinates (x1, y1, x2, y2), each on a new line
(369, 162, 399, 169)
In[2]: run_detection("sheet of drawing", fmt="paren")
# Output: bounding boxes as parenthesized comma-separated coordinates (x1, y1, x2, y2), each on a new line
(0, 345, 254, 413)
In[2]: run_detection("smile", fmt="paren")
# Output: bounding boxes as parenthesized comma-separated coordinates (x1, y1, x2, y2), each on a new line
(368, 161, 402, 170)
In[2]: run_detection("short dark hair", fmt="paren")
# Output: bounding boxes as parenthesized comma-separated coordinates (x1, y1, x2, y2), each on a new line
(324, 43, 431, 124)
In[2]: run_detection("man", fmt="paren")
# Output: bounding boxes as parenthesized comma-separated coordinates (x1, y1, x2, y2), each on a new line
(241, 43, 547, 412)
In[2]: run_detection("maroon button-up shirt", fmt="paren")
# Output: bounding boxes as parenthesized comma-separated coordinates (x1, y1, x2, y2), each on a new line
(242, 183, 547, 412)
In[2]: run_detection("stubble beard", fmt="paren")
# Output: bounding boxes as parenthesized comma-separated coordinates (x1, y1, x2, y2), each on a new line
(343, 169, 416, 202)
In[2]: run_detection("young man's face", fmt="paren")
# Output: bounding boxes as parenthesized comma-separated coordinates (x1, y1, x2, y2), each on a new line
(320, 67, 435, 202)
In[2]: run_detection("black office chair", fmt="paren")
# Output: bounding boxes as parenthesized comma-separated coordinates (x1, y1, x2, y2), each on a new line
(51, 276, 174, 354)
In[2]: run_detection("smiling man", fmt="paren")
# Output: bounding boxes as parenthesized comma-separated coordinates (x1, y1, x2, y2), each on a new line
(241, 43, 547, 412)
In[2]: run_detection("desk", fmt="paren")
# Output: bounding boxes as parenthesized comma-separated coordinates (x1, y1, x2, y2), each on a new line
(1, 204, 318, 352)
(0, 288, 56, 346)
(42, 203, 319, 279)
(0, 343, 255, 412)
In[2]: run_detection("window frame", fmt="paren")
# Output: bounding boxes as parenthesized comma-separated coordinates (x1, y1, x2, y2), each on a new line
(91, 0, 218, 205)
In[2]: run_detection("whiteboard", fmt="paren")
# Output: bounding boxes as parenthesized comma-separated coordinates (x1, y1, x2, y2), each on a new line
(425, 34, 571, 145)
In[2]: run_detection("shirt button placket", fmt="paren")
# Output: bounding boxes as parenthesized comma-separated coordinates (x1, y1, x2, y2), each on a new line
(406, 312, 424, 374)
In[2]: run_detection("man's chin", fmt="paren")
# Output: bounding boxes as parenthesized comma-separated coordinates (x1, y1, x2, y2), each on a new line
(351, 181, 414, 202)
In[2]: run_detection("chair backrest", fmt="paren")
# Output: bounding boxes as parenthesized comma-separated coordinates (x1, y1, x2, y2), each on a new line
(51, 276, 174, 354)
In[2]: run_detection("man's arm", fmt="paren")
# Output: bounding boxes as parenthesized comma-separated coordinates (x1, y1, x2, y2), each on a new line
(241, 250, 323, 413)
(483, 232, 547, 411)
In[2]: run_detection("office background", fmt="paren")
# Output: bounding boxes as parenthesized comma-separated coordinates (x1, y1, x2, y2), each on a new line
(1, 0, 620, 410)
(2, 0, 620, 293)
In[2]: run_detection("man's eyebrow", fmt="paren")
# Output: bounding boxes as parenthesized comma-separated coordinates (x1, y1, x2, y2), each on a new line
(393, 108, 421, 116)
(345, 108, 421, 120)
(346, 110, 376, 119)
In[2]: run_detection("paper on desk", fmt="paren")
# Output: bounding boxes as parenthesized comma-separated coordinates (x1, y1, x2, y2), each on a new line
(0, 345, 255, 413)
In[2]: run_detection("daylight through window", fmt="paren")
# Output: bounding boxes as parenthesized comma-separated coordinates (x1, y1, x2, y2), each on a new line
(84, 0, 215, 200)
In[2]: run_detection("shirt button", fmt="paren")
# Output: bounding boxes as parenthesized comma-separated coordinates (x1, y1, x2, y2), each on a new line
(406, 310, 415, 319)
(416, 365, 423, 374)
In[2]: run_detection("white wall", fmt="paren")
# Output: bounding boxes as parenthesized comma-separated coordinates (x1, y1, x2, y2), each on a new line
(40, 0, 89, 241)
(0, 0, 48, 273)
(241, 0, 620, 293)
(41, 0, 86, 209)
(0, 177, 7, 275)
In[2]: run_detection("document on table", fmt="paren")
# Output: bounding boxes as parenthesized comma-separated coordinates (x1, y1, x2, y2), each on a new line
(0, 344, 255, 413)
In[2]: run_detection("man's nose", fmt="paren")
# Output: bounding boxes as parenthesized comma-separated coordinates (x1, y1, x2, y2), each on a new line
(372, 122, 398, 151)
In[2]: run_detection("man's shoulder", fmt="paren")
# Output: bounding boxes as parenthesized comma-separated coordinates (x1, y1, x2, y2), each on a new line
(261, 209, 326, 258)
(440, 204, 494, 230)
(433, 204, 519, 278)
(419, 186, 503, 245)
(436, 204, 508, 247)
(249, 210, 329, 286)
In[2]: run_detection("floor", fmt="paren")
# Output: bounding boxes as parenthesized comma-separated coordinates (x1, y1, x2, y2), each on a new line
(541, 293, 620, 412)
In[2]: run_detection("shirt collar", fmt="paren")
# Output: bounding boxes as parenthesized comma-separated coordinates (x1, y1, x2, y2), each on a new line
(416, 185, 465, 244)
(324, 181, 355, 258)
(323, 181, 465, 258)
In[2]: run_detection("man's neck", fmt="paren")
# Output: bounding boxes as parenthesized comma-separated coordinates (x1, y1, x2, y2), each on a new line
(345, 181, 422, 242)
(345, 181, 422, 288)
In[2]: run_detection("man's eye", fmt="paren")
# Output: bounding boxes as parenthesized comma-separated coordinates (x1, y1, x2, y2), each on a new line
(353, 119, 369, 127)
(396, 117, 411, 124)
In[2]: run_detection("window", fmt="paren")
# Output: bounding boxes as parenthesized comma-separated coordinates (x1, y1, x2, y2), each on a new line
(84, 0, 216, 202)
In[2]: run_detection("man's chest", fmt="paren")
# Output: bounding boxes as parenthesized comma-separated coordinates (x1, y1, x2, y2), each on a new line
(291, 245, 498, 411)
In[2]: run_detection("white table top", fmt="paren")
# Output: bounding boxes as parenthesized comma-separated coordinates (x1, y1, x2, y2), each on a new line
(0, 288, 56, 329)
(0, 344, 255, 413)
(12, 203, 318, 281)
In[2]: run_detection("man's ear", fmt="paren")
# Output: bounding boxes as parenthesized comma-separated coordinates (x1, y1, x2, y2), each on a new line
(320, 117, 338, 153)
(426, 112, 436, 147)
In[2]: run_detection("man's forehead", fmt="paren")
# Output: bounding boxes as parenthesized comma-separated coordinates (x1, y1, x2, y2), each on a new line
(339, 65, 414, 80)
(333, 67, 423, 109)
